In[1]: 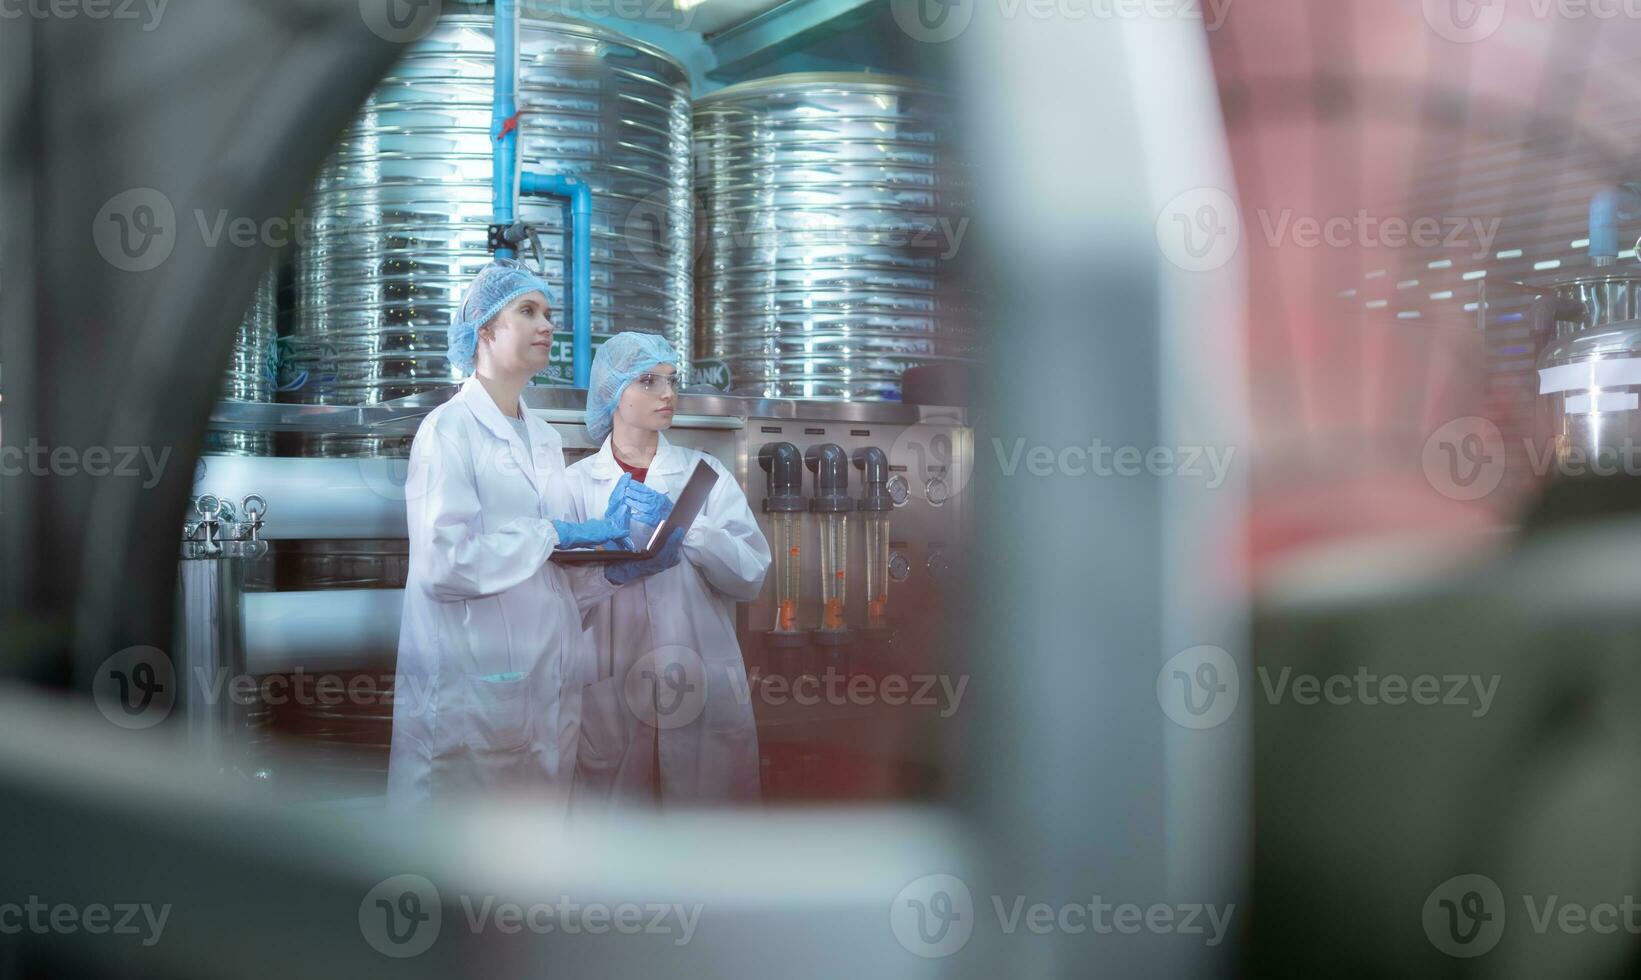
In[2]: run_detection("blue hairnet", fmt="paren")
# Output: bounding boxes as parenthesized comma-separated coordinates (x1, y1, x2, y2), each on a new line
(447, 259, 557, 374)
(584, 332, 680, 443)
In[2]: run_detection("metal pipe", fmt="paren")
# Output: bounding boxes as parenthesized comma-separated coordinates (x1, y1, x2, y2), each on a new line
(522, 171, 594, 387)
(1589, 182, 1641, 266)
(176, 553, 249, 768)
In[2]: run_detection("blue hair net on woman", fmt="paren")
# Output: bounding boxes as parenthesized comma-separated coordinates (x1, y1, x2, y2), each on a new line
(584, 332, 680, 444)
(446, 259, 557, 374)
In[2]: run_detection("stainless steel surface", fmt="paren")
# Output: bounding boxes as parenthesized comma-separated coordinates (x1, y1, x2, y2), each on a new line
(278, 540, 409, 589)
(1538, 270, 1641, 337)
(191, 457, 415, 540)
(176, 547, 253, 769)
(290, 10, 692, 438)
(1537, 318, 1641, 464)
(206, 384, 970, 436)
(207, 266, 277, 457)
(693, 72, 975, 400)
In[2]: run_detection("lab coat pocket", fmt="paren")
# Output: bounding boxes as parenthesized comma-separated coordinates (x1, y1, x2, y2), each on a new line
(464, 670, 534, 752)
(577, 675, 637, 773)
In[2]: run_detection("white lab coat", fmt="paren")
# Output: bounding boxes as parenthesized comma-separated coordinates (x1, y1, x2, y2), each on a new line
(387, 379, 618, 807)
(564, 433, 771, 807)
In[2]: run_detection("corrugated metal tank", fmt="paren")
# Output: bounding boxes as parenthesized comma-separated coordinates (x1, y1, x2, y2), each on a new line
(206, 267, 276, 457)
(289, 10, 692, 454)
(692, 73, 975, 401)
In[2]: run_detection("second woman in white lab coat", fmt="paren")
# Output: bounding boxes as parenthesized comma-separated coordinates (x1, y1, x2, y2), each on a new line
(564, 332, 771, 807)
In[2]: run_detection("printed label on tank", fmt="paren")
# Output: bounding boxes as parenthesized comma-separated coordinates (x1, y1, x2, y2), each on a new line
(531, 333, 616, 386)
(690, 359, 732, 392)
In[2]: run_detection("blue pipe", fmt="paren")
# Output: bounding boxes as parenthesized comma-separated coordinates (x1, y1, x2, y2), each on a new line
(490, 0, 590, 385)
(1589, 182, 1641, 266)
(485, 1, 590, 384)
(521, 172, 593, 388)
(490, 0, 518, 260)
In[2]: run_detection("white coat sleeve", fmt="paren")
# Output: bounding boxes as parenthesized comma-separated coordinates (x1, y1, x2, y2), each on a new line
(408, 423, 561, 600)
(681, 457, 772, 602)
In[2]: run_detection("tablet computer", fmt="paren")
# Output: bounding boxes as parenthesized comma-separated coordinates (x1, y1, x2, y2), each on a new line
(550, 460, 718, 564)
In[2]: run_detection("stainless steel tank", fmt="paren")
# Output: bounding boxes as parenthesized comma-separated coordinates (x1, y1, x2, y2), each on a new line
(1537, 319, 1641, 467)
(1537, 271, 1641, 338)
(692, 73, 975, 401)
(290, 10, 692, 455)
(206, 267, 276, 457)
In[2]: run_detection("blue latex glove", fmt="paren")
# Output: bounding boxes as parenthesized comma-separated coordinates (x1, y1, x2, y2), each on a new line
(605, 528, 684, 585)
(603, 472, 637, 522)
(553, 506, 634, 551)
(622, 476, 674, 526)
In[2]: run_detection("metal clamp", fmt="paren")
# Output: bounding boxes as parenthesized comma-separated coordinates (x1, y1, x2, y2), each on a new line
(182, 492, 269, 560)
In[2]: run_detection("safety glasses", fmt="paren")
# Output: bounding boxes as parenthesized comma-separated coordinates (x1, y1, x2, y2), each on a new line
(634, 371, 681, 394)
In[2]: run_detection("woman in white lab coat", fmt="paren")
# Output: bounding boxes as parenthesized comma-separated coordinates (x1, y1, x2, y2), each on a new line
(565, 332, 771, 807)
(388, 261, 674, 807)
